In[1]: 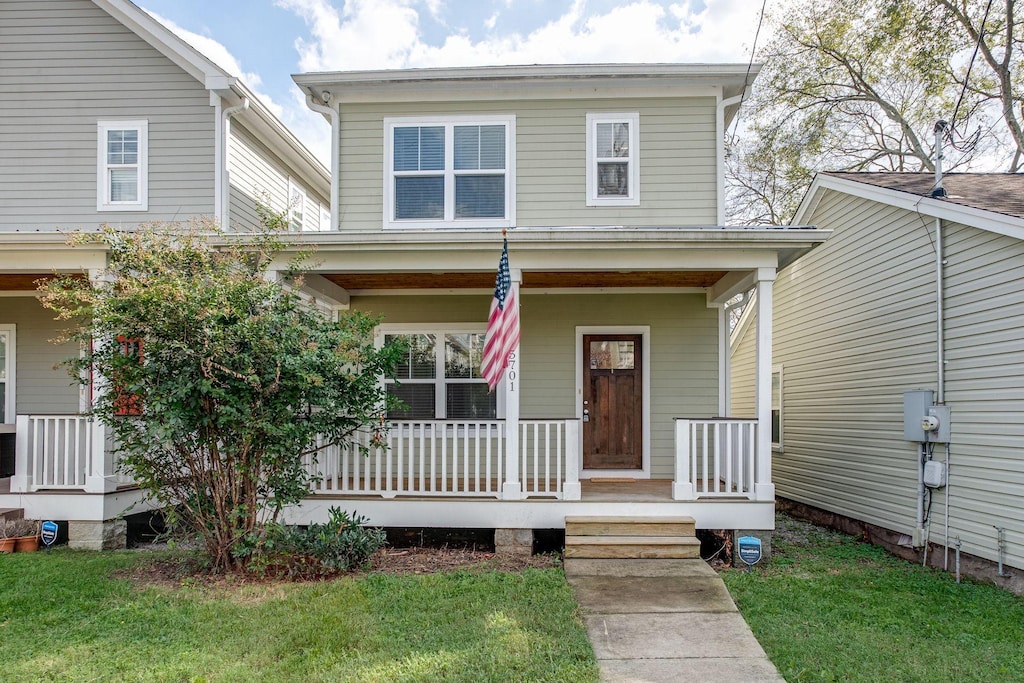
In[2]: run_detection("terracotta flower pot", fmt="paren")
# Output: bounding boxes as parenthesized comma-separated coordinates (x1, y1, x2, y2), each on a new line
(14, 535, 40, 552)
(0, 538, 14, 553)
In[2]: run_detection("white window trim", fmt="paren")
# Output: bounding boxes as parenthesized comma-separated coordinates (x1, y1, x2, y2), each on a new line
(586, 112, 640, 207)
(0, 324, 15, 424)
(375, 323, 504, 419)
(772, 364, 783, 452)
(97, 120, 148, 211)
(383, 115, 516, 230)
(288, 177, 307, 231)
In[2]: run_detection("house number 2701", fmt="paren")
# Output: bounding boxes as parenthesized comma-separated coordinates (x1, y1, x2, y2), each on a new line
(506, 351, 517, 392)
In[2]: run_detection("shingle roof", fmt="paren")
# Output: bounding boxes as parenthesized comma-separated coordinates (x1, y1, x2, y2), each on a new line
(822, 172, 1024, 220)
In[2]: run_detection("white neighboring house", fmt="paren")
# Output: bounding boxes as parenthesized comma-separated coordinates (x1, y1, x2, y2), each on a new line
(0, 0, 329, 547)
(731, 172, 1024, 588)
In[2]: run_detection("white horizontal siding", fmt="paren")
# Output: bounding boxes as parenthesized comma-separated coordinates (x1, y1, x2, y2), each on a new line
(0, 0, 215, 231)
(337, 97, 718, 231)
(228, 123, 329, 232)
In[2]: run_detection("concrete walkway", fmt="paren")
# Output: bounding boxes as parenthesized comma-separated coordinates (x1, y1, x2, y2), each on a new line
(565, 559, 785, 683)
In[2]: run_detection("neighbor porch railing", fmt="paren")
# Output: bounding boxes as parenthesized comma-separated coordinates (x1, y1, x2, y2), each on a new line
(673, 418, 758, 500)
(11, 414, 127, 493)
(306, 419, 580, 500)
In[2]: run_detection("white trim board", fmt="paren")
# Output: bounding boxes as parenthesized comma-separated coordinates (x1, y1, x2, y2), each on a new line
(575, 325, 652, 479)
(795, 173, 1024, 242)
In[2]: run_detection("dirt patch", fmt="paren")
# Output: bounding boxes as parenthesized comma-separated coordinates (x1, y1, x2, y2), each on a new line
(116, 546, 562, 589)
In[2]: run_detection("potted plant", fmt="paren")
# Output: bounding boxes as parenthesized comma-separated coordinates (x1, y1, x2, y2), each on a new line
(0, 520, 15, 553)
(1, 519, 41, 552)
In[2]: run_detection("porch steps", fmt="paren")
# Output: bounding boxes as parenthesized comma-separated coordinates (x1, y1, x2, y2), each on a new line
(564, 516, 700, 560)
(0, 508, 24, 522)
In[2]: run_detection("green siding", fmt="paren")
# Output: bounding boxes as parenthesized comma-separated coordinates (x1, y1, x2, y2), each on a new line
(2, 297, 80, 414)
(338, 97, 718, 231)
(0, 0, 216, 231)
(351, 292, 720, 478)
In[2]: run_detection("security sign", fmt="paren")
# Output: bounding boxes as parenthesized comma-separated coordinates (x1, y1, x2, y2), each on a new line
(41, 520, 59, 547)
(737, 536, 762, 566)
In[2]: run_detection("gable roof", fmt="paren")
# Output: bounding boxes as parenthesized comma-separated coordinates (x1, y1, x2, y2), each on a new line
(795, 172, 1024, 242)
(92, 0, 328, 190)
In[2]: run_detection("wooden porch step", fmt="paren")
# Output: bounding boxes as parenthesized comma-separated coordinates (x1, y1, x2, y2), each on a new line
(564, 535, 702, 559)
(565, 515, 696, 538)
(0, 508, 24, 522)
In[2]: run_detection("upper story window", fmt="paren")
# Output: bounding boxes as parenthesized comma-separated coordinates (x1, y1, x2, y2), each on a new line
(586, 112, 639, 207)
(97, 120, 148, 211)
(384, 116, 515, 229)
(288, 178, 306, 231)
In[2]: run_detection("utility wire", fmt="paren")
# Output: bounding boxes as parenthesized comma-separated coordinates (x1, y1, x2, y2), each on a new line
(728, 0, 769, 145)
(948, 0, 993, 153)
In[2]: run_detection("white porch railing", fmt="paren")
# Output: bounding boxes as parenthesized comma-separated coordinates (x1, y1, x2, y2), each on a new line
(307, 419, 580, 500)
(673, 418, 758, 500)
(12, 414, 124, 493)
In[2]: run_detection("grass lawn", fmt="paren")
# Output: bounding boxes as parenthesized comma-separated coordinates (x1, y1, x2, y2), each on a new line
(0, 550, 598, 682)
(722, 515, 1024, 683)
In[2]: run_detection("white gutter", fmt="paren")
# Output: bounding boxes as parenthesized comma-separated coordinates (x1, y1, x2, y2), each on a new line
(218, 97, 250, 230)
(306, 92, 340, 231)
(716, 94, 743, 224)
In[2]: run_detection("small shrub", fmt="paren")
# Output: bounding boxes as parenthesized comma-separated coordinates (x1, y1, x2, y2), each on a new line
(0, 519, 40, 538)
(238, 508, 385, 579)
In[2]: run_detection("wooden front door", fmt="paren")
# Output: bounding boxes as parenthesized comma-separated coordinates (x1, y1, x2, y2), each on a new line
(583, 334, 642, 470)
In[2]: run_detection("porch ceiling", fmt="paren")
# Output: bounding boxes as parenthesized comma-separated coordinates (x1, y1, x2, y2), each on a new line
(324, 270, 729, 290)
(0, 273, 87, 291)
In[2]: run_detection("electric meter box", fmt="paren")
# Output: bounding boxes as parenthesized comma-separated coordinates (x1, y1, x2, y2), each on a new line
(903, 390, 934, 440)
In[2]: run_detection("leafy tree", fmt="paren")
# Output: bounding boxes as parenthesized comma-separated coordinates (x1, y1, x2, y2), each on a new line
(729, 0, 1023, 224)
(40, 221, 401, 571)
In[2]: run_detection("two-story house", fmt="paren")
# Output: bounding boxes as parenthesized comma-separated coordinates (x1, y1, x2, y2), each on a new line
(280, 65, 830, 553)
(0, 0, 329, 547)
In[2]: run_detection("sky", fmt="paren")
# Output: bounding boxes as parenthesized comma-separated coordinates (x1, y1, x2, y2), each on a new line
(137, 0, 773, 166)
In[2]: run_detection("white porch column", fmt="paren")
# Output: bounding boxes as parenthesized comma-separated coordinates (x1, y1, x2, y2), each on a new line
(673, 418, 696, 500)
(501, 271, 523, 500)
(11, 414, 30, 492)
(754, 268, 776, 501)
(563, 419, 581, 500)
(84, 267, 117, 493)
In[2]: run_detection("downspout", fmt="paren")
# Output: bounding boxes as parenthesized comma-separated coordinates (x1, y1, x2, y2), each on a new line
(716, 94, 743, 225)
(220, 97, 250, 231)
(306, 91, 339, 231)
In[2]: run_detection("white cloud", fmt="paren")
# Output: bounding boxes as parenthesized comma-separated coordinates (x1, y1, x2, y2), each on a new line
(279, 0, 768, 72)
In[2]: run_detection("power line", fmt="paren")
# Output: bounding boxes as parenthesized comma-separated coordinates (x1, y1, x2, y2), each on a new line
(948, 0, 993, 153)
(728, 0, 769, 145)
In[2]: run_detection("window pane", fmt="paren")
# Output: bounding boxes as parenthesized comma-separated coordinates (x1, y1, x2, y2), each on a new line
(596, 122, 629, 158)
(388, 383, 436, 419)
(596, 162, 629, 197)
(771, 372, 781, 410)
(394, 126, 444, 171)
(107, 129, 138, 164)
(0, 384, 5, 422)
(454, 126, 479, 170)
(589, 341, 635, 369)
(109, 168, 138, 202)
(479, 125, 505, 169)
(388, 334, 436, 379)
(771, 410, 781, 445)
(445, 333, 485, 379)
(0, 334, 6, 380)
(455, 175, 505, 218)
(446, 383, 496, 419)
(395, 176, 444, 219)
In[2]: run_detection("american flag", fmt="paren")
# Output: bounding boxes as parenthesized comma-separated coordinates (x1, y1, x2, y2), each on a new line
(481, 239, 519, 392)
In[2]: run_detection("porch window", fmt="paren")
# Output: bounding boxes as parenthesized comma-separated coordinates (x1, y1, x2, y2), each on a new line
(772, 365, 783, 451)
(97, 120, 148, 211)
(384, 329, 497, 420)
(384, 116, 515, 229)
(0, 325, 13, 423)
(586, 112, 639, 206)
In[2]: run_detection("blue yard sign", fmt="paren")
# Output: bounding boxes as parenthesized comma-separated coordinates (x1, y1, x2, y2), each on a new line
(41, 520, 58, 547)
(737, 536, 762, 566)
